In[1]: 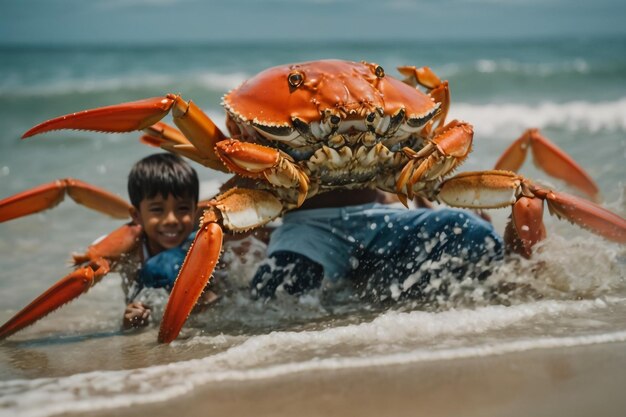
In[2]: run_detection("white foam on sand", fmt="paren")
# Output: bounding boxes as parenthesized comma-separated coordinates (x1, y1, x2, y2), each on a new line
(2, 298, 625, 417)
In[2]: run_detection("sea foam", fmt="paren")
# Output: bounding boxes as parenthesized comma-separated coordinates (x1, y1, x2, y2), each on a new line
(451, 98, 626, 135)
(441, 58, 591, 77)
(1, 298, 624, 417)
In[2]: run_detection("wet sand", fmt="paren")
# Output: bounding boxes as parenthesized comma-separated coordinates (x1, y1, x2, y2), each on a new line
(77, 340, 626, 417)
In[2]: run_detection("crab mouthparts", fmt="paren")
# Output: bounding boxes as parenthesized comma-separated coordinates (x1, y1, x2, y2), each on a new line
(247, 104, 440, 153)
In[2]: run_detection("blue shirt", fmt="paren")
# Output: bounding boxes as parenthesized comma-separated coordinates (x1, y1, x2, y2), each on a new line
(137, 231, 196, 291)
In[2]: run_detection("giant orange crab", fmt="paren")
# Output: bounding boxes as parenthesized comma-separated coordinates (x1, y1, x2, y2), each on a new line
(1, 60, 625, 343)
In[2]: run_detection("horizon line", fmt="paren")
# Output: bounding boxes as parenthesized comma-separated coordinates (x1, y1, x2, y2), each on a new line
(0, 33, 625, 49)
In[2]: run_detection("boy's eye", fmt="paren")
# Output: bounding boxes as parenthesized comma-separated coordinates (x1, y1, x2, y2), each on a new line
(149, 206, 164, 213)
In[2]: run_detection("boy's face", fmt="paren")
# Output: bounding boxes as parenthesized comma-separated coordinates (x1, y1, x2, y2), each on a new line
(130, 193, 196, 256)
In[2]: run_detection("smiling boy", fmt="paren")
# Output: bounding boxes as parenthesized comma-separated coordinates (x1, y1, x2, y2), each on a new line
(122, 153, 200, 329)
(131, 193, 195, 256)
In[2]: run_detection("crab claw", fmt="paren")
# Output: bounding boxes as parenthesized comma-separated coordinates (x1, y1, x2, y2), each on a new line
(0, 179, 131, 223)
(495, 129, 600, 201)
(22, 96, 176, 138)
(158, 222, 223, 343)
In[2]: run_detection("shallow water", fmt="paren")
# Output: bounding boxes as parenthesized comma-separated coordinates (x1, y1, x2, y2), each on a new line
(0, 38, 625, 417)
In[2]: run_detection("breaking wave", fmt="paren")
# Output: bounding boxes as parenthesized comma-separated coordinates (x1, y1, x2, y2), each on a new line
(451, 98, 626, 135)
(441, 58, 593, 77)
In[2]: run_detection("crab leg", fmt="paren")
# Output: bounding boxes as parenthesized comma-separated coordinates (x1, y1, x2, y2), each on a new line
(533, 186, 626, 243)
(22, 97, 176, 136)
(0, 266, 104, 339)
(158, 221, 223, 343)
(396, 120, 473, 205)
(0, 223, 142, 339)
(397, 66, 443, 90)
(505, 196, 547, 257)
(437, 170, 626, 256)
(140, 121, 224, 167)
(158, 188, 284, 343)
(0, 178, 131, 223)
(215, 139, 310, 207)
(22, 94, 229, 172)
(397, 66, 449, 132)
(428, 81, 450, 131)
(140, 121, 190, 148)
(495, 129, 599, 201)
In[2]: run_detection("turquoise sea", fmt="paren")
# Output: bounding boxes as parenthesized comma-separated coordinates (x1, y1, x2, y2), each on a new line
(0, 38, 625, 416)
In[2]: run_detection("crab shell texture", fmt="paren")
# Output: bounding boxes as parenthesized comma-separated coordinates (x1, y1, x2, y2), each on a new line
(222, 60, 440, 154)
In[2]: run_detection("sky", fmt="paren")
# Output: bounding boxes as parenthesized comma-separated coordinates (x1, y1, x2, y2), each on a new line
(1, 0, 625, 44)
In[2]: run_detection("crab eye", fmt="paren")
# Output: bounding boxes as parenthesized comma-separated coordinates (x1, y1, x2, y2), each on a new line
(288, 71, 304, 88)
(374, 65, 385, 78)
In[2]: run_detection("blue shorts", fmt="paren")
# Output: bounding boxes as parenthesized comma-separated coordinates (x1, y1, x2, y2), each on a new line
(267, 203, 503, 283)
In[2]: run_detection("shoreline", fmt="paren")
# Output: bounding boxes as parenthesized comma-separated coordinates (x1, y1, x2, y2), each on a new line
(75, 340, 626, 417)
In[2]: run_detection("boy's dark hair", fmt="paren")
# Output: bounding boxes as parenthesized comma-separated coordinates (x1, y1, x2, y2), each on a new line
(128, 153, 199, 208)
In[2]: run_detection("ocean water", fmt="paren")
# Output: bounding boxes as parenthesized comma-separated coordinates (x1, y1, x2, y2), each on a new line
(0, 38, 625, 416)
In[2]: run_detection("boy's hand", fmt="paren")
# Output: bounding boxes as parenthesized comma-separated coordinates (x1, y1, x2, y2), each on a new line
(123, 301, 151, 329)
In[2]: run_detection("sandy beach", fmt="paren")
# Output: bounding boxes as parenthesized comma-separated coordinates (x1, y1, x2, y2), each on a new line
(77, 340, 626, 417)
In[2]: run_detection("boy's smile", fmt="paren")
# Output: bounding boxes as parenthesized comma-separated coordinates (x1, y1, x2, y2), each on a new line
(131, 194, 196, 256)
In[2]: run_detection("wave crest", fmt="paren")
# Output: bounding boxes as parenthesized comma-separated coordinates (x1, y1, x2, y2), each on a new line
(442, 58, 592, 77)
(451, 98, 626, 135)
(0, 71, 248, 97)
